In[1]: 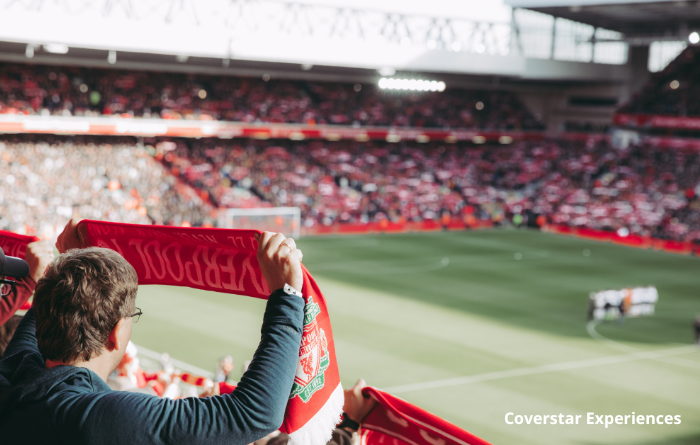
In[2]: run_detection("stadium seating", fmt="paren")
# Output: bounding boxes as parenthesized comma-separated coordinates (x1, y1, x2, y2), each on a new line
(0, 63, 543, 130)
(159, 137, 700, 242)
(619, 47, 699, 117)
(0, 135, 213, 238)
(2, 132, 698, 242)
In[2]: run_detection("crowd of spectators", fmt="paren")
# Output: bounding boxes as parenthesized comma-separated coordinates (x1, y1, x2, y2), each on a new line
(619, 47, 700, 116)
(0, 63, 543, 130)
(160, 136, 700, 242)
(0, 135, 213, 237)
(1, 132, 699, 242)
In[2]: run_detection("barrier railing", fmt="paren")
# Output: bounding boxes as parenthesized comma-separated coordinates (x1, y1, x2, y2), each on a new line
(0, 114, 544, 143)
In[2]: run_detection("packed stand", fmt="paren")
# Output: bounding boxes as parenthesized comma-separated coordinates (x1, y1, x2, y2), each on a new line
(0, 63, 543, 130)
(619, 47, 700, 116)
(0, 135, 213, 238)
(161, 137, 700, 242)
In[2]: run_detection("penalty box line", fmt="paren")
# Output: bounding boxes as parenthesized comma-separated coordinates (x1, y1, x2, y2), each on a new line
(383, 344, 698, 394)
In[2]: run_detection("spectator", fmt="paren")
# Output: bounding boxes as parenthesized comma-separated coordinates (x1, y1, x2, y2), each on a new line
(215, 355, 234, 383)
(0, 135, 213, 236)
(0, 62, 543, 130)
(0, 219, 306, 445)
(0, 241, 53, 326)
(329, 379, 378, 445)
(160, 136, 700, 242)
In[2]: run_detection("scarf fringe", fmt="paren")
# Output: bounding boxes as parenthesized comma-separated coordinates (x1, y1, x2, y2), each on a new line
(289, 383, 344, 445)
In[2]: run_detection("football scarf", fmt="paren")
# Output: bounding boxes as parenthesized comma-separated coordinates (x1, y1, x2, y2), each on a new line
(0, 230, 40, 313)
(0, 230, 39, 260)
(75, 220, 343, 445)
(359, 387, 491, 445)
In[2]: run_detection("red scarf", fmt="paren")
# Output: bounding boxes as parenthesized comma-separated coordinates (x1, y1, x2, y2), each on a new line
(0, 230, 39, 314)
(360, 388, 491, 445)
(0, 230, 38, 259)
(63, 221, 489, 445)
(76, 220, 343, 445)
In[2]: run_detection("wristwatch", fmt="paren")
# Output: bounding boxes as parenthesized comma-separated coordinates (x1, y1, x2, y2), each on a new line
(338, 412, 360, 432)
(283, 283, 303, 298)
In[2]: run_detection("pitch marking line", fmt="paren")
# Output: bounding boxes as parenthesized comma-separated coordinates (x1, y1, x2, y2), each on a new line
(383, 344, 698, 394)
(587, 320, 700, 369)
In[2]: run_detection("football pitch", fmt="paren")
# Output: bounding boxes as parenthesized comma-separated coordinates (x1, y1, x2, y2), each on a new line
(130, 229, 700, 445)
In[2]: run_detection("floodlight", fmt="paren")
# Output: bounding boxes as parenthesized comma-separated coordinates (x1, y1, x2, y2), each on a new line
(377, 78, 446, 92)
(44, 43, 69, 54)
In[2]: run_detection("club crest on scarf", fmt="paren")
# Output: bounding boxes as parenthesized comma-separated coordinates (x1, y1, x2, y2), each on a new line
(290, 296, 329, 403)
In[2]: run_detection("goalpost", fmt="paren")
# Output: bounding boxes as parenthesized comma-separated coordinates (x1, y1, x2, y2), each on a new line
(217, 207, 302, 239)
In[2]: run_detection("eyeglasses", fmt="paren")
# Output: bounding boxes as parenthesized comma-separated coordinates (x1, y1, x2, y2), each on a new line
(130, 308, 143, 323)
(0, 279, 16, 298)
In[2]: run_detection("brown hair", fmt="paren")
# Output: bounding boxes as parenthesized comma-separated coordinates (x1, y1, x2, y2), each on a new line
(33, 247, 138, 363)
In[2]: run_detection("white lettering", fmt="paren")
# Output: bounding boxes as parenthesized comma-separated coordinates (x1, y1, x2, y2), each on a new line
(162, 242, 185, 282)
(129, 239, 151, 279)
(144, 240, 167, 280)
(185, 245, 205, 286)
(202, 247, 223, 289)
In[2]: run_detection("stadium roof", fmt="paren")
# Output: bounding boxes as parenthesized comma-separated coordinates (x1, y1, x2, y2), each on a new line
(505, 0, 700, 36)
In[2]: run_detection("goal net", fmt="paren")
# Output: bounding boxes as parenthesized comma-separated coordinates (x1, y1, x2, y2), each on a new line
(218, 207, 301, 239)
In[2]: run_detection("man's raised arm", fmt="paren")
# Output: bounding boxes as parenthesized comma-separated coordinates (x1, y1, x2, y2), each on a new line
(57, 231, 307, 445)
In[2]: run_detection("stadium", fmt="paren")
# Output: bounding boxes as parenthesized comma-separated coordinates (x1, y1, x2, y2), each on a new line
(0, 0, 699, 444)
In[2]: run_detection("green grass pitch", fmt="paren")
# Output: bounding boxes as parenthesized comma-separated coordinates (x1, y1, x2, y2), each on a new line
(130, 229, 700, 445)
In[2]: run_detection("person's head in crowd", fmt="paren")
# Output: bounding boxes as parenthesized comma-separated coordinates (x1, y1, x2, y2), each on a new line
(0, 315, 22, 357)
(33, 220, 140, 379)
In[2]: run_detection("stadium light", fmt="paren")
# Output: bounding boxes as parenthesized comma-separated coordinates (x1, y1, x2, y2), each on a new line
(378, 78, 446, 92)
(690, 32, 700, 44)
(44, 43, 69, 54)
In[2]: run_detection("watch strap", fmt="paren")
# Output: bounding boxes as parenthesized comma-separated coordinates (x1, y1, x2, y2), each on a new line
(283, 283, 303, 298)
(338, 412, 360, 431)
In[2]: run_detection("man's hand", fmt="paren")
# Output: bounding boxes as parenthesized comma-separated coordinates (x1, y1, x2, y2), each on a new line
(343, 379, 377, 424)
(25, 240, 54, 283)
(256, 232, 303, 293)
(55, 218, 84, 254)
